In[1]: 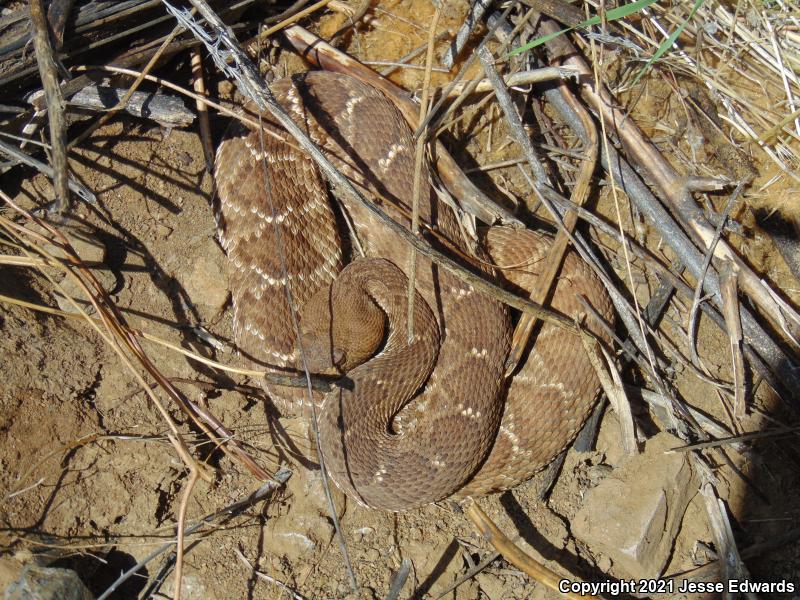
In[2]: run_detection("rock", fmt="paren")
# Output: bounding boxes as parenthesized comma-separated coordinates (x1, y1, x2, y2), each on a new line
(180, 240, 228, 316)
(571, 432, 698, 579)
(166, 573, 209, 600)
(354, 526, 374, 541)
(3, 565, 92, 600)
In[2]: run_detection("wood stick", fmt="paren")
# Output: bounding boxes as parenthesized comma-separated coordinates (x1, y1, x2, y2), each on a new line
(538, 19, 800, 404)
(191, 49, 214, 171)
(46, 0, 75, 49)
(67, 10, 190, 150)
(540, 20, 800, 347)
(59, 85, 195, 126)
(29, 0, 71, 214)
(464, 500, 597, 600)
(441, 0, 492, 69)
(477, 46, 595, 376)
(0, 139, 96, 204)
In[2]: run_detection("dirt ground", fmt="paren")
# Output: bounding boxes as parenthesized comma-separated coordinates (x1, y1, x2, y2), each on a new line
(1, 1, 799, 599)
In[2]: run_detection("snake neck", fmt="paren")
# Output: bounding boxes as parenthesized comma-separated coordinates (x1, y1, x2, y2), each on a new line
(323, 258, 440, 416)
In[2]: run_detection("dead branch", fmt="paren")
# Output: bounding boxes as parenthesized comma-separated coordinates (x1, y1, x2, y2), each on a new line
(29, 0, 71, 214)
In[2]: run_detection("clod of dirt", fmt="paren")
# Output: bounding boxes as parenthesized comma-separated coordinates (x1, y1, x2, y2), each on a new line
(175, 238, 229, 317)
(571, 432, 698, 579)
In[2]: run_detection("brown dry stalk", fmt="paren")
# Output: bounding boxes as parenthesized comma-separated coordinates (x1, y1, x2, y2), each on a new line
(0, 195, 271, 481)
(580, 329, 637, 455)
(169, 434, 208, 600)
(243, 0, 333, 54)
(464, 500, 597, 600)
(73, 65, 299, 151)
(555, 24, 800, 342)
(719, 264, 746, 419)
(407, 6, 440, 343)
(191, 48, 214, 172)
(476, 44, 598, 377)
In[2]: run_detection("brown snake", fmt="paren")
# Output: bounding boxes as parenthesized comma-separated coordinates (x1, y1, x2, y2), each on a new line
(215, 72, 613, 511)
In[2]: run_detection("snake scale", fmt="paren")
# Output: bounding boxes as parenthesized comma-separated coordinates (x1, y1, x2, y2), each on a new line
(215, 71, 613, 511)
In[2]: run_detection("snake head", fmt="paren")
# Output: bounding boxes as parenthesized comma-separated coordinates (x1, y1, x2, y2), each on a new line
(299, 279, 387, 375)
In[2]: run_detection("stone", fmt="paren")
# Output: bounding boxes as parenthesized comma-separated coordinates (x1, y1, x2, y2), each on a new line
(571, 432, 698, 580)
(180, 240, 228, 316)
(3, 565, 92, 600)
(166, 573, 209, 600)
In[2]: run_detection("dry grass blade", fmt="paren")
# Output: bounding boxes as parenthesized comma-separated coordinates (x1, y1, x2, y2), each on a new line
(440, 0, 492, 69)
(0, 194, 271, 481)
(378, 32, 449, 77)
(538, 18, 800, 402)
(442, 67, 577, 97)
(687, 185, 742, 370)
(235, 547, 308, 599)
(191, 48, 214, 172)
(0, 289, 337, 391)
(242, 0, 333, 53)
(67, 8, 192, 151)
(385, 558, 412, 600)
(477, 44, 598, 376)
(169, 434, 206, 600)
(0, 139, 96, 204)
(699, 483, 755, 599)
(719, 264, 746, 419)
(580, 329, 638, 455)
(570, 26, 800, 344)
(433, 550, 500, 600)
(407, 7, 440, 343)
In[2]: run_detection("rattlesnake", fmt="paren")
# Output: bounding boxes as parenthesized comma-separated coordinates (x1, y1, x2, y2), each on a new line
(215, 71, 613, 511)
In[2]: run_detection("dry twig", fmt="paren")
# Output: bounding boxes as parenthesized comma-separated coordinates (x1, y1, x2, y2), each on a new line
(28, 0, 70, 214)
(464, 500, 596, 600)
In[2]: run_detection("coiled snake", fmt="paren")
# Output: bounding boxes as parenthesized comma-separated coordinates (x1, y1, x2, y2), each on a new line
(215, 72, 613, 511)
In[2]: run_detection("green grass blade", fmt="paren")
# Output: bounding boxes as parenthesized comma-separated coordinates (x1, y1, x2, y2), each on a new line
(507, 0, 660, 57)
(631, 0, 705, 85)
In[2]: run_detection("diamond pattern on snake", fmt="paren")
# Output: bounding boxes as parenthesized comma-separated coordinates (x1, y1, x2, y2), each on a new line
(215, 71, 613, 512)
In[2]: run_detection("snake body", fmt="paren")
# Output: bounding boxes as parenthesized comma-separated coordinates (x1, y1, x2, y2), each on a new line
(215, 72, 613, 511)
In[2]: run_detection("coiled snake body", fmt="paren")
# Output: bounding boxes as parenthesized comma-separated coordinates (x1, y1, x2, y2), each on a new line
(215, 72, 613, 511)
